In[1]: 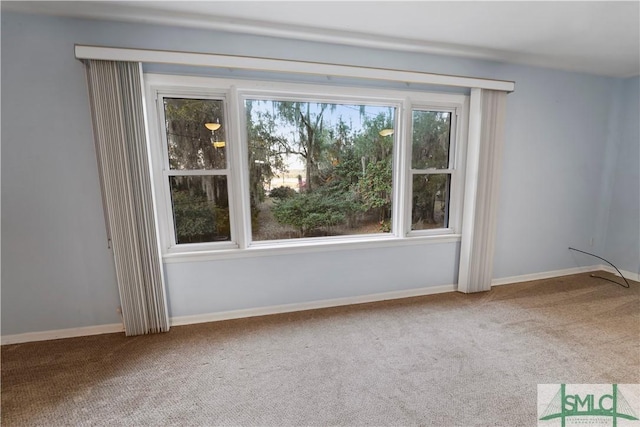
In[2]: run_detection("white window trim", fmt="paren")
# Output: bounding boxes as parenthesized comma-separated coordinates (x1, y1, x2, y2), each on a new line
(405, 102, 469, 238)
(162, 234, 463, 264)
(151, 88, 241, 251)
(145, 73, 468, 261)
(235, 88, 406, 246)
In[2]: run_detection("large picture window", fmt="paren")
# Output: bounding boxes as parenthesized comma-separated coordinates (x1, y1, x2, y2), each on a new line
(147, 76, 467, 255)
(245, 98, 396, 241)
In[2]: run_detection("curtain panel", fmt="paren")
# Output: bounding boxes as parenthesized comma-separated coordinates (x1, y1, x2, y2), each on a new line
(458, 89, 508, 293)
(86, 60, 169, 335)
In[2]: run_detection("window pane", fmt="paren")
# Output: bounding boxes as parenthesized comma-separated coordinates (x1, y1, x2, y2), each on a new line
(245, 99, 396, 241)
(411, 174, 450, 230)
(412, 110, 451, 169)
(163, 98, 227, 170)
(169, 176, 230, 244)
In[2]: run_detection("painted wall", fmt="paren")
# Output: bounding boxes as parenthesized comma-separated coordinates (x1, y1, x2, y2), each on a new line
(165, 245, 458, 318)
(1, 13, 122, 335)
(602, 77, 640, 275)
(1, 12, 624, 335)
(492, 64, 616, 278)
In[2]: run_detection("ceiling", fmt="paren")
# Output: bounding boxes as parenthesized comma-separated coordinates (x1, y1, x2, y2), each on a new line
(3, 1, 639, 77)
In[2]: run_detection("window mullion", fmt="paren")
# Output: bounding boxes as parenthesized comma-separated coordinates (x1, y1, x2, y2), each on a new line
(390, 99, 402, 239)
(397, 97, 412, 238)
(229, 86, 251, 249)
(449, 104, 466, 233)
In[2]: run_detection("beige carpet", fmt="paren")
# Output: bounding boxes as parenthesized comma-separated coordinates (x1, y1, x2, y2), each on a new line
(2, 272, 638, 426)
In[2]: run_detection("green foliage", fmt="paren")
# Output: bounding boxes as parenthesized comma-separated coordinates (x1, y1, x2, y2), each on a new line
(353, 112, 395, 161)
(411, 111, 450, 169)
(379, 219, 392, 233)
(214, 205, 231, 238)
(270, 101, 334, 191)
(172, 191, 222, 243)
(410, 111, 451, 225)
(269, 186, 297, 199)
(164, 99, 226, 170)
(272, 190, 350, 237)
(171, 175, 230, 243)
(358, 159, 392, 221)
(246, 102, 290, 209)
(326, 148, 362, 193)
(167, 97, 452, 239)
(412, 174, 448, 226)
(246, 100, 398, 237)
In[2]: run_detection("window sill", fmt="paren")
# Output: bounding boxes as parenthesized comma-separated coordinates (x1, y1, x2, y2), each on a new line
(162, 233, 462, 264)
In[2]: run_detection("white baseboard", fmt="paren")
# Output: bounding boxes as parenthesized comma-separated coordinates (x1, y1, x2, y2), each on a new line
(490, 265, 602, 286)
(2, 286, 455, 345)
(1, 323, 124, 346)
(598, 265, 640, 282)
(491, 264, 639, 286)
(170, 284, 456, 327)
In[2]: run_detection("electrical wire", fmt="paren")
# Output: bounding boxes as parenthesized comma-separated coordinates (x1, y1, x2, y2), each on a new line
(568, 247, 631, 288)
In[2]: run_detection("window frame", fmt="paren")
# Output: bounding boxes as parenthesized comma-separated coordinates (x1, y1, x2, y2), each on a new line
(236, 90, 404, 248)
(145, 74, 468, 260)
(405, 105, 463, 237)
(151, 88, 241, 252)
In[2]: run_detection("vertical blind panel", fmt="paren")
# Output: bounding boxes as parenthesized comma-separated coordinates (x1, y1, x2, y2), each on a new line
(87, 60, 169, 335)
(465, 89, 507, 293)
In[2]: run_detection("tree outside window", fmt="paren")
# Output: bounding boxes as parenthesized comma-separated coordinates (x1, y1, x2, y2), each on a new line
(245, 99, 396, 240)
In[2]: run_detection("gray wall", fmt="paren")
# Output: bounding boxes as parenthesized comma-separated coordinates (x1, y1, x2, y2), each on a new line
(1, 13, 122, 333)
(2, 12, 631, 335)
(602, 77, 640, 274)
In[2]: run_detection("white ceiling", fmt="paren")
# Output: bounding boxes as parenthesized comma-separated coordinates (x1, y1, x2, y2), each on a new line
(3, 1, 639, 77)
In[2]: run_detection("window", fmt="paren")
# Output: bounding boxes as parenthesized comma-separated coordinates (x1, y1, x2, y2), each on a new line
(410, 109, 455, 232)
(160, 97, 233, 245)
(244, 98, 396, 241)
(147, 76, 467, 256)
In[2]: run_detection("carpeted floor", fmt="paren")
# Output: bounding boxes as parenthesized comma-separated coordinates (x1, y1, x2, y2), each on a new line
(2, 271, 638, 426)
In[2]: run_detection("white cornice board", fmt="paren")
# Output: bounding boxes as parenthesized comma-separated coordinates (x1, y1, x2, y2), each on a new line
(74, 45, 515, 93)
